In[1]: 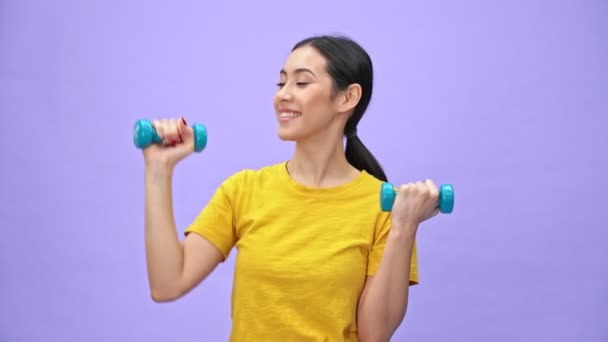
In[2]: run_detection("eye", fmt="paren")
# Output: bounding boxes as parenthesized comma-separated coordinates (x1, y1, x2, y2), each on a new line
(275, 81, 310, 88)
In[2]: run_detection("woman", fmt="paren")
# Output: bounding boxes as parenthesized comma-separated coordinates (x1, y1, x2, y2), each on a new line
(141, 35, 440, 342)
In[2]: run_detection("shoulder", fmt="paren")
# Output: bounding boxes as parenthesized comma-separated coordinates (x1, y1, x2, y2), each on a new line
(213, 162, 286, 212)
(220, 161, 287, 189)
(355, 170, 388, 196)
(355, 171, 392, 224)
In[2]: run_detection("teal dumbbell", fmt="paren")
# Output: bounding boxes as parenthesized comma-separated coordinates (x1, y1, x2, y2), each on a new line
(133, 119, 208, 152)
(380, 182, 454, 214)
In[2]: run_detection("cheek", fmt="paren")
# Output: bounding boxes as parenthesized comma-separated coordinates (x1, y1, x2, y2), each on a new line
(305, 93, 333, 118)
(302, 91, 328, 110)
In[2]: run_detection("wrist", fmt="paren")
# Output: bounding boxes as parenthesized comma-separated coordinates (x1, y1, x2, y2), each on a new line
(145, 161, 174, 181)
(387, 226, 417, 251)
(390, 220, 418, 237)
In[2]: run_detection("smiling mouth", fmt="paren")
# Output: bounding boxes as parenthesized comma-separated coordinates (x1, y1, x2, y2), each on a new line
(278, 112, 302, 122)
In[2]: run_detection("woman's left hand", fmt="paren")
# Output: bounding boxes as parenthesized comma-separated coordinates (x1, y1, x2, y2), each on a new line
(389, 179, 440, 230)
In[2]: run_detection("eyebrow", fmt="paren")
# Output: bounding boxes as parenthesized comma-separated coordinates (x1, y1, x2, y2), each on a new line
(280, 68, 316, 77)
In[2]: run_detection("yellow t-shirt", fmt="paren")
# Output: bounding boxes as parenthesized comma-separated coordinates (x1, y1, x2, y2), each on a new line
(184, 162, 418, 341)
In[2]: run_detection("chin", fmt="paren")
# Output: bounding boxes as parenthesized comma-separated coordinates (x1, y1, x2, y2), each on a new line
(278, 124, 311, 141)
(277, 129, 298, 141)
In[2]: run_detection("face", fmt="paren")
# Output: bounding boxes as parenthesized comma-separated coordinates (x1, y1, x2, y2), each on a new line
(273, 45, 341, 142)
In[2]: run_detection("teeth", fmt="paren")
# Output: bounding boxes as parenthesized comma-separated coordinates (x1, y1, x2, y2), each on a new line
(279, 112, 301, 118)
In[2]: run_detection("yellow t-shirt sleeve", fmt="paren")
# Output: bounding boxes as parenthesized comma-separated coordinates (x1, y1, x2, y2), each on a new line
(367, 213, 419, 285)
(183, 174, 240, 261)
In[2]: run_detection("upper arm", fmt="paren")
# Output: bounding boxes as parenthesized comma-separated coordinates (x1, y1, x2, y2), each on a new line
(176, 172, 243, 297)
(177, 232, 224, 296)
(367, 213, 419, 284)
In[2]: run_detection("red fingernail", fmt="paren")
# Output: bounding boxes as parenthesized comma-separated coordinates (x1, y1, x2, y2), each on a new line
(181, 117, 187, 126)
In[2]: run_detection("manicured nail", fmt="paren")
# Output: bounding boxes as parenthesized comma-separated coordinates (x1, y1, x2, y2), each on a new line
(181, 117, 187, 126)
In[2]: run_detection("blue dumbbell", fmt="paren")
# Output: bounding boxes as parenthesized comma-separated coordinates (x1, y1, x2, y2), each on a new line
(133, 119, 208, 152)
(380, 182, 454, 214)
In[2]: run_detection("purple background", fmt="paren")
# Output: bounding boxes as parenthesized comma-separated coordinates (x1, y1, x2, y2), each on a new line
(1, 0, 606, 341)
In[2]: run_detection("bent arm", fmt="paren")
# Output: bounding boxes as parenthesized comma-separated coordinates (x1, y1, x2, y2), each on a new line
(357, 223, 417, 341)
(144, 164, 223, 302)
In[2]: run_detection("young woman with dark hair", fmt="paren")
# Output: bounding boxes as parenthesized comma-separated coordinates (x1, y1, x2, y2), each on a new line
(141, 35, 440, 342)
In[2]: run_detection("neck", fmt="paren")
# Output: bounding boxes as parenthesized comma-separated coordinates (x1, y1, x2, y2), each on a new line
(287, 132, 359, 188)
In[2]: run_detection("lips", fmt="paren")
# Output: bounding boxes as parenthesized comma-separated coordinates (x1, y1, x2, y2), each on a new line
(278, 110, 301, 122)
(279, 111, 301, 118)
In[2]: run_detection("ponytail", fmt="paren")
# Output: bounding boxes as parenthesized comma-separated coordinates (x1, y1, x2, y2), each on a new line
(345, 132, 388, 182)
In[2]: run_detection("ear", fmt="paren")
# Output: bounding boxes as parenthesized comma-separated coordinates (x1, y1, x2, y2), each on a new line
(336, 83, 362, 114)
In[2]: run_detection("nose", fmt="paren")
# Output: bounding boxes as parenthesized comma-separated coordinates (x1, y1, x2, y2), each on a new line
(276, 84, 293, 102)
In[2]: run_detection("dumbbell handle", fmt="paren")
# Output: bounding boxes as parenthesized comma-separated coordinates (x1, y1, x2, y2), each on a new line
(132, 119, 208, 152)
(380, 182, 454, 214)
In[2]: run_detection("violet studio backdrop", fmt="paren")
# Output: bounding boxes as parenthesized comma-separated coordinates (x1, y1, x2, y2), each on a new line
(0, 0, 606, 341)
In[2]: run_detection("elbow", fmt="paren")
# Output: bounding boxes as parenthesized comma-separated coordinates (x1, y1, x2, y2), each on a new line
(358, 323, 391, 342)
(149, 287, 182, 303)
(358, 316, 404, 342)
(358, 331, 391, 342)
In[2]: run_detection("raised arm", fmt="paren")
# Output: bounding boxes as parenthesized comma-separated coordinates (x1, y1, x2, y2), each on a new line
(140, 117, 224, 302)
(144, 163, 223, 302)
(357, 180, 440, 341)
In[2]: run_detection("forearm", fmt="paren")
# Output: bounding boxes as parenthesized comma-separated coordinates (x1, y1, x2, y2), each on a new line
(144, 164, 184, 300)
(358, 223, 417, 341)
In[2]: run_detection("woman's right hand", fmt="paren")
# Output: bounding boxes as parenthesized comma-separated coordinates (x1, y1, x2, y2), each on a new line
(142, 117, 195, 169)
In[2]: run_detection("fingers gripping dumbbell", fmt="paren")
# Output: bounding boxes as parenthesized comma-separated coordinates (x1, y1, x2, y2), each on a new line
(380, 182, 455, 214)
(132, 119, 208, 152)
